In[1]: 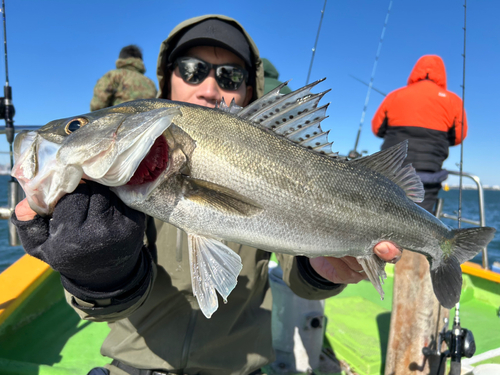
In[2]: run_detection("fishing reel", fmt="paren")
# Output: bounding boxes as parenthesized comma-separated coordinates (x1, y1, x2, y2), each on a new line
(0, 85, 16, 143)
(422, 316, 476, 375)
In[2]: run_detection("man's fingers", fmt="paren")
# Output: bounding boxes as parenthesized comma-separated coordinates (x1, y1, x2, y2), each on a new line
(327, 257, 367, 283)
(340, 256, 364, 272)
(15, 198, 37, 221)
(310, 256, 367, 284)
(374, 241, 402, 262)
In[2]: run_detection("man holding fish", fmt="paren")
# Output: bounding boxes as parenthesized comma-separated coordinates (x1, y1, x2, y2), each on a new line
(13, 14, 481, 375)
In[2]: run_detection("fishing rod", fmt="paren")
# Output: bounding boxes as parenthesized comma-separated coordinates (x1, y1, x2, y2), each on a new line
(447, 2, 471, 374)
(0, 0, 14, 171)
(423, 3, 476, 374)
(305, 0, 327, 85)
(349, 74, 387, 97)
(348, 0, 392, 159)
(0, 0, 23, 247)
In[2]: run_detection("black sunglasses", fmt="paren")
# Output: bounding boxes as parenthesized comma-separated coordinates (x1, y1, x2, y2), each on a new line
(174, 56, 249, 91)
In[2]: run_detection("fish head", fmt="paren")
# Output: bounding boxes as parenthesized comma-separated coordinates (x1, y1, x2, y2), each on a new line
(12, 101, 184, 215)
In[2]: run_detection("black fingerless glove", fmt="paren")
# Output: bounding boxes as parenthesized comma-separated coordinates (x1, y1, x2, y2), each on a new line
(12, 181, 146, 292)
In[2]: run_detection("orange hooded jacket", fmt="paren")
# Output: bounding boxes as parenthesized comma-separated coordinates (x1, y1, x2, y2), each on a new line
(371, 55, 467, 173)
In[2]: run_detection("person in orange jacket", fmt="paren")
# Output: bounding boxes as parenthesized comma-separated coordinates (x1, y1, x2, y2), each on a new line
(372, 55, 467, 213)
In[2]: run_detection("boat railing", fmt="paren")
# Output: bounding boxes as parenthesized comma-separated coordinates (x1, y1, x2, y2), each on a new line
(0, 126, 39, 246)
(434, 170, 489, 269)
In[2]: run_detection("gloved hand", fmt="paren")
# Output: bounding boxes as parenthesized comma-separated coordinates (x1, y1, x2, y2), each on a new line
(11, 181, 146, 292)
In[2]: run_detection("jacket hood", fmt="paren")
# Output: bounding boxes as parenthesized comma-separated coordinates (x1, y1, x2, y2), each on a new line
(156, 14, 264, 102)
(407, 55, 446, 89)
(116, 57, 146, 74)
(262, 58, 279, 79)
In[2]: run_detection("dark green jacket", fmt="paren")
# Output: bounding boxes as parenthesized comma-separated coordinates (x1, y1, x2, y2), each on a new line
(90, 57, 157, 111)
(66, 15, 345, 375)
(262, 58, 292, 95)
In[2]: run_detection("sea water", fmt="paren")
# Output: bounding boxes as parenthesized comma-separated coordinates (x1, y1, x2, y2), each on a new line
(0, 175, 499, 273)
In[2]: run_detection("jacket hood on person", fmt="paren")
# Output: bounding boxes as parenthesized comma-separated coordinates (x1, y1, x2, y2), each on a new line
(262, 58, 291, 95)
(263, 58, 279, 79)
(156, 14, 264, 102)
(407, 55, 447, 90)
(116, 57, 146, 74)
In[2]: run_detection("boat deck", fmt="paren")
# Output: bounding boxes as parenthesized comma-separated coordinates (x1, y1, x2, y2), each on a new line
(0, 267, 110, 375)
(324, 264, 500, 375)
(0, 258, 499, 375)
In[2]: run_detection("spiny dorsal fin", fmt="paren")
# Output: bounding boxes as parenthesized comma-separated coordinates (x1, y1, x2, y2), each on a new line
(215, 98, 243, 114)
(237, 79, 294, 119)
(349, 141, 424, 202)
(234, 78, 339, 158)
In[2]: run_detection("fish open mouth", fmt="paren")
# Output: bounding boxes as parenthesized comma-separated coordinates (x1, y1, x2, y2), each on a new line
(127, 135, 169, 185)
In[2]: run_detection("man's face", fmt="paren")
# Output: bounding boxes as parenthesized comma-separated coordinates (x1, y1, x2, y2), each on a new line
(170, 46, 253, 108)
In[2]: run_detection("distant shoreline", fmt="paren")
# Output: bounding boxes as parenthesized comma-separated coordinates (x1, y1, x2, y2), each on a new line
(444, 185, 500, 191)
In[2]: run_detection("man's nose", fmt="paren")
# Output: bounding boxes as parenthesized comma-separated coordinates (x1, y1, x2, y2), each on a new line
(197, 70, 220, 103)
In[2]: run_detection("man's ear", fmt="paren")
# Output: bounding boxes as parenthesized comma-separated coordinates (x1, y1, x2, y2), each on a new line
(243, 85, 253, 107)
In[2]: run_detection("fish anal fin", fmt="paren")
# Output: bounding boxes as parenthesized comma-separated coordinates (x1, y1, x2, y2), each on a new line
(185, 178, 263, 216)
(349, 141, 425, 202)
(187, 233, 243, 318)
(357, 254, 387, 300)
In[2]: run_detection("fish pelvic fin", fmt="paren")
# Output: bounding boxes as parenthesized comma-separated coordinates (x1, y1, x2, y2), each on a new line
(349, 141, 424, 202)
(431, 226, 496, 308)
(357, 254, 387, 300)
(187, 233, 243, 319)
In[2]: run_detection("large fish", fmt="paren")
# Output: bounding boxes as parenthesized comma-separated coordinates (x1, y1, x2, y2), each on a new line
(12, 79, 495, 318)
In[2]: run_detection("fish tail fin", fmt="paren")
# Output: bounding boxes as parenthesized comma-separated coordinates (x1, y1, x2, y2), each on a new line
(357, 254, 387, 300)
(431, 226, 496, 308)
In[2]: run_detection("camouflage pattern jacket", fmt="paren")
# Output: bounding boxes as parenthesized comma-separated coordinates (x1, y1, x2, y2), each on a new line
(90, 57, 157, 111)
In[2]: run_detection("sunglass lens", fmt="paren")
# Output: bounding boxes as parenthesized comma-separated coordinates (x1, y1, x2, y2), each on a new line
(179, 58, 210, 84)
(216, 66, 246, 90)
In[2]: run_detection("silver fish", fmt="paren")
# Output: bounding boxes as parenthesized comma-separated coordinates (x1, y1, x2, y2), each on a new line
(12, 79, 496, 318)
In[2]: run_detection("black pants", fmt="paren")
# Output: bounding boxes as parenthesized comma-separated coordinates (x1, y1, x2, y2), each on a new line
(416, 182, 442, 215)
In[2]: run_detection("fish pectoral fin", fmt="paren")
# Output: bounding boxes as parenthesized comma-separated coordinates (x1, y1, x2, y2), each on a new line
(187, 233, 243, 319)
(184, 178, 263, 217)
(357, 254, 387, 300)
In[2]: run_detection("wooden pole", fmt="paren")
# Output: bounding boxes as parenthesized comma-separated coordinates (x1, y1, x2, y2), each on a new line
(384, 250, 449, 375)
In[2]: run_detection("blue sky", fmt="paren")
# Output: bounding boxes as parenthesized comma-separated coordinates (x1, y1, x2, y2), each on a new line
(2, 0, 499, 186)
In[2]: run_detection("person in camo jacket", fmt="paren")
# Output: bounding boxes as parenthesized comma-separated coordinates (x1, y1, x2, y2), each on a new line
(90, 45, 157, 111)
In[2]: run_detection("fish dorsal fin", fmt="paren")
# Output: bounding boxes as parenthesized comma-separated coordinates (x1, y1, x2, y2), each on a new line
(237, 80, 293, 119)
(215, 98, 243, 115)
(349, 141, 424, 202)
(188, 233, 243, 318)
(235, 78, 339, 158)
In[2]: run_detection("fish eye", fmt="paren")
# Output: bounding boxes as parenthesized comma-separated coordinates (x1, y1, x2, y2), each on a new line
(65, 117, 89, 134)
